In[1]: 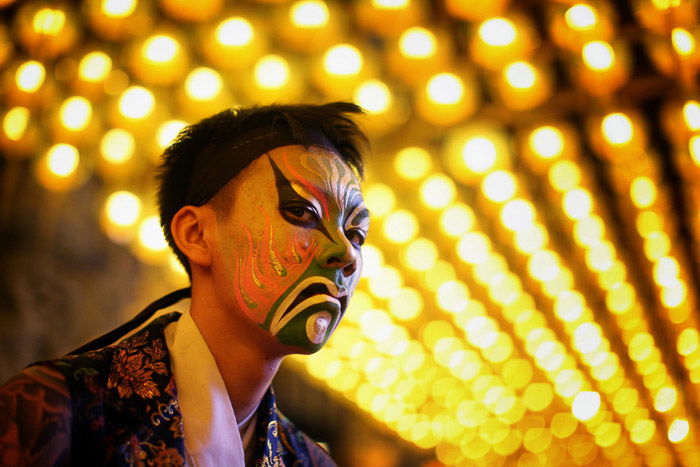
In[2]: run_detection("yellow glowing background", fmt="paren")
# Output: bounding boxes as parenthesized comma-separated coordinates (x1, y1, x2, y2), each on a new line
(2, 0, 700, 465)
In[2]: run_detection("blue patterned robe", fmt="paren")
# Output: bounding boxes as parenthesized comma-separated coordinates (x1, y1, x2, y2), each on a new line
(38, 312, 335, 466)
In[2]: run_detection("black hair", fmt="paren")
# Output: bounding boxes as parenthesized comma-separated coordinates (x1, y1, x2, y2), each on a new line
(156, 102, 368, 278)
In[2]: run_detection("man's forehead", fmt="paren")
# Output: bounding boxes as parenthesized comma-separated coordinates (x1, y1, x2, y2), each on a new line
(267, 145, 362, 195)
(268, 145, 354, 176)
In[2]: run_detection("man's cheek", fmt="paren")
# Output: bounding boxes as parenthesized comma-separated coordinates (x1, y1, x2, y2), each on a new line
(229, 250, 288, 326)
(278, 230, 316, 265)
(241, 308, 269, 326)
(240, 272, 305, 327)
(233, 277, 272, 325)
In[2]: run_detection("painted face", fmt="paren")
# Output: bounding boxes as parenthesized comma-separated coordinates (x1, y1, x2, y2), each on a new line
(215, 145, 369, 353)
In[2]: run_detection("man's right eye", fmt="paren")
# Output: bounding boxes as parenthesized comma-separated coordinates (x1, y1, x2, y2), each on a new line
(282, 206, 319, 226)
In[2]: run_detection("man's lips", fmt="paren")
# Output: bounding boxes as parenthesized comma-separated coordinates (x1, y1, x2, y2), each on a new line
(284, 282, 348, 318)
(269, 276, 347, 336)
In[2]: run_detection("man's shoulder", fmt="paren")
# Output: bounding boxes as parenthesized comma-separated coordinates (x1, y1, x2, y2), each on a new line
(0, 309, 184, 466)
(1, 364, 71, 408)
(45, 311, 180, 386)
(0, 364, 72, 465)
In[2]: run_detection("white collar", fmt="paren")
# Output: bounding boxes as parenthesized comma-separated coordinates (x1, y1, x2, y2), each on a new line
(164, 303, 247, 467)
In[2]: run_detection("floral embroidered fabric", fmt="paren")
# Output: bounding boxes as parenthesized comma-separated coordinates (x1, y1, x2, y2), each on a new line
(40, 312, 335, 466)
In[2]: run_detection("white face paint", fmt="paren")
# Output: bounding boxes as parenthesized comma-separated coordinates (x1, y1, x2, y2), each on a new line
(306, 311, 332, 344)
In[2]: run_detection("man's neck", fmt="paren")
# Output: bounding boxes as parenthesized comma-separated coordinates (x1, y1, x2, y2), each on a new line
(188, 281, 284, 423)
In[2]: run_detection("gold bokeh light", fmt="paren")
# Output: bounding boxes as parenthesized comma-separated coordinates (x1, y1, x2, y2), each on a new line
(216, 17, 254, 47)
(155, 120, 186, 150)
(185, 67, 223, 101)
(481, 170, 517, 203)
(478, 17, 517, 47)
(399, 27, 437, 59)
(582, 40, 615, 71)
(142, 34, 180, 64)
(529, 126, 564, 159)
(118, 86, 155, 120)
(290, 0, 329, 28)
(461, 136, 498, 174)
(100, 128, 135, 165)
(78, 51, 112, 82)
(15, 60, 45, 93)
(364, 183, 395, 218)
(565, 4, 598, 31)
(323, 44, 363, 76)
(504, 61, 537, 89)
(394, 147, 432, 180)
(33, 7, 66, 36)
(3, 107, 30, 141)
(102, 0, 137, 18)
(420, 174, 456, 209)
(683, 100, 700, 131)
(601, 112, 634, 145)
(672, 28, 696, 56)
(138, 215, 168, 252)
(354, 79, 392, 114)
(46, 143, 79, 178)
(254, 55, 291, 90)
(371, 0, 409, 9)
(100, 190, 141, 245)
(383, 210, 419, 244)
(60, 96, 92, 132)
(426, 73, 464, 105)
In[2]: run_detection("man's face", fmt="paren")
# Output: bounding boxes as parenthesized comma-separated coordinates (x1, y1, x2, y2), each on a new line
(214, 145, 369, 353)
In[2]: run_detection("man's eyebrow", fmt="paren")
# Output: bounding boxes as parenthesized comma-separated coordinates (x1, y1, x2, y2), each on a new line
(346, 204, 371, 227)
(355, 207, 370, 221)
(269, 157, 310, 204)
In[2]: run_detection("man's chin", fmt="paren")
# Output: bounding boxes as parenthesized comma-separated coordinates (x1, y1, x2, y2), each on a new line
(275, 335, 328, 355)
(271, 303, 339, 354)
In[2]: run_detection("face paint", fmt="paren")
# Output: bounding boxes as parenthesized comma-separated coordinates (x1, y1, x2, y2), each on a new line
(215, 145, 369, 353)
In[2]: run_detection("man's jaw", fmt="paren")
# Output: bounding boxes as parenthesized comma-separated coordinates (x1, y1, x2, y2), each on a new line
(268, 276, 348, 341)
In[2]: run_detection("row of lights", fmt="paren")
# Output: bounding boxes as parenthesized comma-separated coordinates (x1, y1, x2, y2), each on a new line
(333, 170, 610, 462)
(299, 148, 642, 464)
(666, 99, 700, 402)
(5, 1, 696, 118)
(443, 128, 676, 462)
(522, 118, 699, 464)
(340, 112, 699, 463)
(3, 0, 697, 167)
(594, 106, 700, 398)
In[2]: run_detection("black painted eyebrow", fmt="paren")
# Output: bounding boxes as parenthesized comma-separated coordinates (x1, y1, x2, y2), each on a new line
(268, 155, 334, 242)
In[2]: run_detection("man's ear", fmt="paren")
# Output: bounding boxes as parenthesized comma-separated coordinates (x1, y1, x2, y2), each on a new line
(171, 205, 215, 269)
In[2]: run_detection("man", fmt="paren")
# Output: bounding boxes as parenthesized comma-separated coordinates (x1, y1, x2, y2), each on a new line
(0, 102, 371, 465)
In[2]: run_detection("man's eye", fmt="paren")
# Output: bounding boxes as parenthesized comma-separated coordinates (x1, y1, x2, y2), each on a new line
(282, 206, 319, 225)
(346, 229, 366, 246)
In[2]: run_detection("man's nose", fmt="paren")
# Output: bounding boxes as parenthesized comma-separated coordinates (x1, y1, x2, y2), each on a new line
(317, 228, 358, 277)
